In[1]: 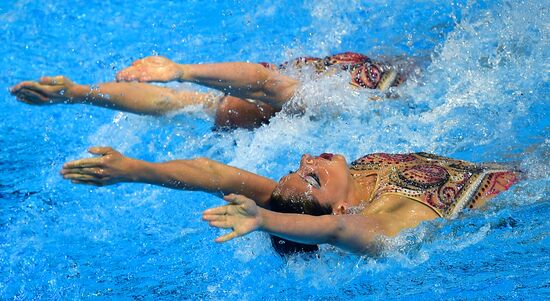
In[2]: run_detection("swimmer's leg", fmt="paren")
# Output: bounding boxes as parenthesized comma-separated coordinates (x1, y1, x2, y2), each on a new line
(11, 76, 219, 116)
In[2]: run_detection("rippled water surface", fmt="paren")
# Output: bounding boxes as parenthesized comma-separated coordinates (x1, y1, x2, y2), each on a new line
(1, 0, 549, 299)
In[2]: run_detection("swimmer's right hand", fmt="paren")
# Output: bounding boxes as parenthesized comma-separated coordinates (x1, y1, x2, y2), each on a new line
(10, 76, 79, 105)
(60, 147, 138, 186)
(116, 56, 184, 83)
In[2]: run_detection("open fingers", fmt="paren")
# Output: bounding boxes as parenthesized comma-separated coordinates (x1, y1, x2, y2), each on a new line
(63, 157, 104, 169)
(61, 167, 105, 177)
(223, 194, 249, 205)
(202, 211, 229, 222)
(116, 66, 145, 82)
(215, 231, 239, 243)
(115, 67, 136, 81)
(203, 205, 230, 216)
(62, 173, 103, 182)
(116, 65, 156, 82)
(207, 220, 232, 229)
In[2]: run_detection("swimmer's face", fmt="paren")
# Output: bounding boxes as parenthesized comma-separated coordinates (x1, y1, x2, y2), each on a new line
(274, 153, 351, 210)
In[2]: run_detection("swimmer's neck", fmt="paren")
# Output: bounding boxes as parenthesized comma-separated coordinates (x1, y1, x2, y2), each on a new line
(345, 171, 378, 209)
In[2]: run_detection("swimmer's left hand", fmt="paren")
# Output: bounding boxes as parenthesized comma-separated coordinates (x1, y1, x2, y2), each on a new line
(202, 194, 262, 243)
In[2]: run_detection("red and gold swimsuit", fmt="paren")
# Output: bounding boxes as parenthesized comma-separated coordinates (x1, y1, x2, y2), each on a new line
(349, 153, 518, 218)
(259, 52, 406, 91)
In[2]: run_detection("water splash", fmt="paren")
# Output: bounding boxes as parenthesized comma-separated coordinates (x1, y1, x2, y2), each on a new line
(1, 0, 549, 299)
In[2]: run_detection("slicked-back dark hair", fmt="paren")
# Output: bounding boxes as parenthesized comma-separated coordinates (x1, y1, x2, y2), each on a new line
(268, 192, 333, 257)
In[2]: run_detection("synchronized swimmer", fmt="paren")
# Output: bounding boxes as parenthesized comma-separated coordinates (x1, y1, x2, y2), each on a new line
(11, 53, 518, 255)
(11, 52, 411, 129)
(59, 148, 517, 255)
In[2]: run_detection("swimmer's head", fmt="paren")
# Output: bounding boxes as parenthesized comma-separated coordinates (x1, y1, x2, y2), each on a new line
(269, 153, 353, 256)
(275, 153, 352, 211)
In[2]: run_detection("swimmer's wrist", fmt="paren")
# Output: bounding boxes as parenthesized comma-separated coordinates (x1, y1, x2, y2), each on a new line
(126, 159, 154, 183)
(177, 64, 191, 82)
(257, 208, 271, 232)
(128, 160, 179, 187)
(65, 84, 89, 104)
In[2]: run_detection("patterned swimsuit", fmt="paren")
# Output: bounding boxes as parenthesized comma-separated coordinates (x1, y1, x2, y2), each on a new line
(259, 52, 407, 91)
(349, 153, 518, 218)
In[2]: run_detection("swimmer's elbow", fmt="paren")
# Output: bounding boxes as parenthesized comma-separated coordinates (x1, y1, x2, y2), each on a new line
(191, 157, 212, 165)
(191, 157, 218, 173)
(324, 216, 345, 245)
(190, 157, 228, 179)
(261, 73, 298, 109)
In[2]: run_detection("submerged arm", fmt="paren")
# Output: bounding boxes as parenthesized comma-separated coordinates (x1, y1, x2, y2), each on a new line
(61, 147, 277, 207)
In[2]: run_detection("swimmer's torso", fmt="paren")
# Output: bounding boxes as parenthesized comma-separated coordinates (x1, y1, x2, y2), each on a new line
(349, 153, 518, 218)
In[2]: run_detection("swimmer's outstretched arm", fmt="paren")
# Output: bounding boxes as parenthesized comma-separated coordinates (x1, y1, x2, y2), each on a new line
(116, 56, 298, 110)
(11, 76, 218, 116)
(203, 194, 398, 254)
(61, 147, 277, 208)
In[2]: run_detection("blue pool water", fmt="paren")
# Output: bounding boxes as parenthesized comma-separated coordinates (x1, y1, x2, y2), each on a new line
(1, 0, 549, 299)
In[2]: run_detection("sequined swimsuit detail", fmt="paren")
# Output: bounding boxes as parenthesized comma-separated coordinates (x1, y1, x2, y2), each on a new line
(350, 153, 518, 218)
(259, 52, 405, 90)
